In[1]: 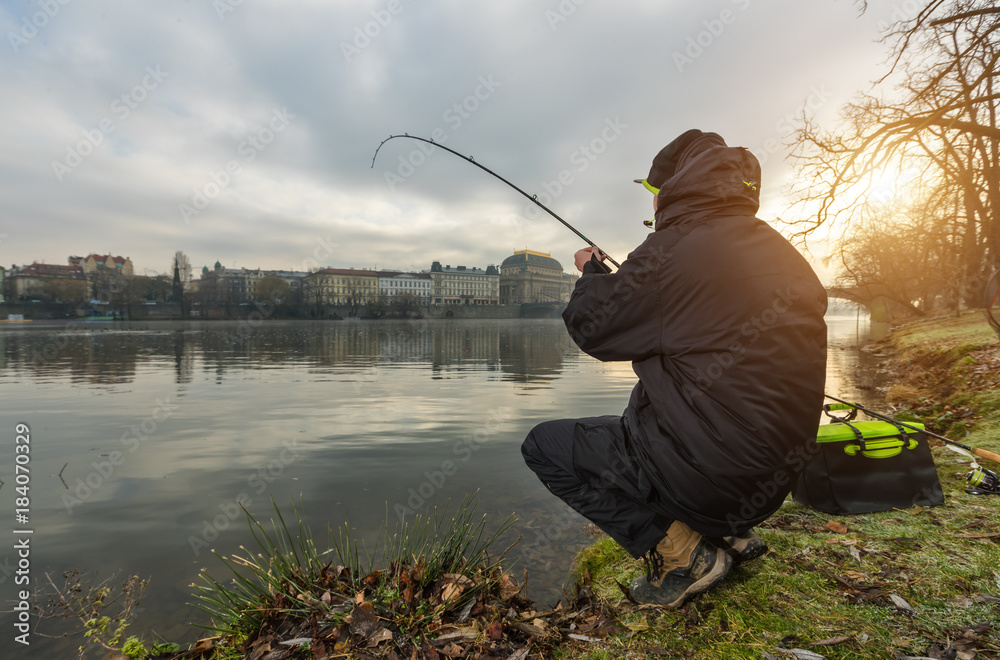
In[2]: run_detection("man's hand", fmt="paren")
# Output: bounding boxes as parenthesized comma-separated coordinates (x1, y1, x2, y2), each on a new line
(575, 246, 605, 272)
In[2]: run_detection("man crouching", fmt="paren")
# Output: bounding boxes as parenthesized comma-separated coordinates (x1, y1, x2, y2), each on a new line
(521, 130, 827, 607)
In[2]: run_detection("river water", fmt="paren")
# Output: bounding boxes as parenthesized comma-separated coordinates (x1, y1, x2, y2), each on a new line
(0, 312, 877, 658)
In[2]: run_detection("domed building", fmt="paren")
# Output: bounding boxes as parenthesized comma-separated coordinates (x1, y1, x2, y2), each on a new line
(499, 249, 576, 305)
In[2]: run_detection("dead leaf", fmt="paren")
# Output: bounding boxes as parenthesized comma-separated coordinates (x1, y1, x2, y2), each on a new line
(441, 573, 473, 586)
(512, 622, 547, 637)
(808, 636, 853, 647)
(567, 633, 601, 643)
(278, 637, 312, 646)
(615, 579, 635, 603)
(441, 581, 464, 602)
(825, 521, 848, 534)
(440, 642, 464, 658)
(349, 602, 381, 638)
(498, 573, 521, 599)
(506, 649, 530, 660)
(260, 651, 291, 660)
(368, 628, 393, 647)
(433, 630, 478, 645)
(531, 617, 549, 631)
(791, 650, 826, 660)
(889, 594, 916, 615)
(950, 596, 974, 608)
(774, 649, 826, 660)
(456, 597, 475, 622)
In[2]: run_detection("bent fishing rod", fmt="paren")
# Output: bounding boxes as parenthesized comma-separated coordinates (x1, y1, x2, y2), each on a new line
(371, 134, 620, 268)
(824, 393, 1000, 465)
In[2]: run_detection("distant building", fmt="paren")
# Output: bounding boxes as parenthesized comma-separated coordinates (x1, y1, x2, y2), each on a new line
(378, 271, 432, 304)
(499, 249, 574, 304)
(69, 254, 134, 278)
(266, 270, 309, 297)
(198, 262, 266, 303)
(428, 262, 499, 305)
(7, 262, 87, 300)
(303, 268, 379, 305)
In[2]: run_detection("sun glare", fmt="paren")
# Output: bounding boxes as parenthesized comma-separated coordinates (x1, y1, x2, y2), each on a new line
(859, 164, 921, 206)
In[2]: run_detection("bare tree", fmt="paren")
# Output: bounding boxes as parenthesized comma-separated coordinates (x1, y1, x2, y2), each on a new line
(255, 275, 291, 305)
(787, 0, 999, 306)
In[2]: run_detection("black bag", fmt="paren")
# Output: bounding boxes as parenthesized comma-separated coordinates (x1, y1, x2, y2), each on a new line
(791, 414, 944, 515)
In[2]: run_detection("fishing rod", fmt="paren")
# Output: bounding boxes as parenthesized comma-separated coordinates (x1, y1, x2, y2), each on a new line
(371, 134, 621, 269)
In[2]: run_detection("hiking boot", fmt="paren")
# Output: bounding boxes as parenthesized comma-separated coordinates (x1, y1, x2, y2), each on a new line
(713, 529, 768, 565)
(629, 521, 732, 608)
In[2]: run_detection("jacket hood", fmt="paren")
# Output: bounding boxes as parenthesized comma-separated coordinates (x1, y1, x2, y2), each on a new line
(652, 133, 761, 230)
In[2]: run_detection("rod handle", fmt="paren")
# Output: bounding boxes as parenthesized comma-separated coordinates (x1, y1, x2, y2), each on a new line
(972, 447, 1000, 464)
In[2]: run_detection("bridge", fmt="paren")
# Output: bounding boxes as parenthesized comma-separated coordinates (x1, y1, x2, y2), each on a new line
(825, 285, 924, 322)
(825, 286, 869, 306)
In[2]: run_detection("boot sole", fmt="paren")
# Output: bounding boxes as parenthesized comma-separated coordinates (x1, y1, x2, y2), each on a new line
(716, 535, 768, 565)
(631, 548, 733, 609)
(729, 541, 768, 564)
(662, 548, 732, 609)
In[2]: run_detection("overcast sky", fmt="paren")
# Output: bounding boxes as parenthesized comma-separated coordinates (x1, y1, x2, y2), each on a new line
(0, 0, 915, 281)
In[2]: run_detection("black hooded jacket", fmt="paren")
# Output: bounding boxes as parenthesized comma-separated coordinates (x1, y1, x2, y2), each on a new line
(563, 133, 827, 537)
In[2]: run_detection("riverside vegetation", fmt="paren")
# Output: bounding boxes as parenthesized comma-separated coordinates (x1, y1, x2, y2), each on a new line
(38, 315, 1000, 659)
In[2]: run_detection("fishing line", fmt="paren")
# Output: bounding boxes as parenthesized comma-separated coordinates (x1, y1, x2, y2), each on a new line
(371, 134, 621, 268)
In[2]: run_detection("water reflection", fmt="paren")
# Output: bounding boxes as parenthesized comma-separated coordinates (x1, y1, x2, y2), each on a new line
(823, 313, 887, 408)
(0, 320, 579, 386)
(0, 314, 876, 658)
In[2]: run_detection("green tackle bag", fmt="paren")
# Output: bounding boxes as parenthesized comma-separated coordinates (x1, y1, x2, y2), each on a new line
(791, 413, 944, 515)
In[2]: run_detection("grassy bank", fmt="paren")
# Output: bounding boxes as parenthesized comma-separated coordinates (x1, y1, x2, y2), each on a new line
(50, 316, 1000, 659)
(564, 314, 1000, 659)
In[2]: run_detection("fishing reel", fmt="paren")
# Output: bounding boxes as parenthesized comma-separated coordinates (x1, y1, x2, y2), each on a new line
(965, 465, 1000, 495)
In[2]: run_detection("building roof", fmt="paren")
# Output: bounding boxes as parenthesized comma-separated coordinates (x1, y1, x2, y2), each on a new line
(500, 249, 563, 272)
(19, 263, 86, 279)
(310, 268, 378, 277)
(85, 254, 129, 266)
(378, 271, 432, 279)
(429, 261, 498, 275)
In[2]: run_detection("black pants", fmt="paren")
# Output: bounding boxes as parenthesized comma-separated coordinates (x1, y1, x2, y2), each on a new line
(521, 416, 672, 558)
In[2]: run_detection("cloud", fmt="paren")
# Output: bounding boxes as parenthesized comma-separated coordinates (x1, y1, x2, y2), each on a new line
(0, 0, 899, 278)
